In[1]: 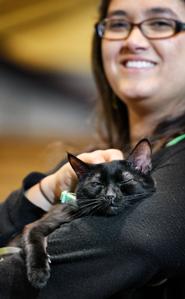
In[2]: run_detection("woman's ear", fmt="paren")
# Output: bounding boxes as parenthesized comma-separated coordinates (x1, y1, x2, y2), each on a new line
(127, 139, 152, 174)
(67, 153, 90, 178)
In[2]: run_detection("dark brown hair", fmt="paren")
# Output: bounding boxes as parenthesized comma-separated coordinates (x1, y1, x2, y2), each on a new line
(92, 0, 129, 151)
(91, 0, 185, 151)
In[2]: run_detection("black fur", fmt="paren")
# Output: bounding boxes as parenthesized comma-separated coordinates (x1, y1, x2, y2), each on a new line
(22, 139, 155, 289)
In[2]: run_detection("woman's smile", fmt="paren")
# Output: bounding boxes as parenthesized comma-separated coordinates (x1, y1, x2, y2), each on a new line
(120, 57, 157, 72)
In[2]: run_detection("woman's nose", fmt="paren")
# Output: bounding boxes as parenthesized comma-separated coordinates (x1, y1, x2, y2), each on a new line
(124, 26, 150, 51)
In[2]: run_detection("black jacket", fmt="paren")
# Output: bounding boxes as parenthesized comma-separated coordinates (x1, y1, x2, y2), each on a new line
(0, 141, 185, 299)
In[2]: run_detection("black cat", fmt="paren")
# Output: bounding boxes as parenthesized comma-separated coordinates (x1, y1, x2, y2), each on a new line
(22, 139, 155, 289)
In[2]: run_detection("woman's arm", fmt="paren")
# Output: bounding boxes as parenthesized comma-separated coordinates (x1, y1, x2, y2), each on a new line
(0, 172, 45, 246)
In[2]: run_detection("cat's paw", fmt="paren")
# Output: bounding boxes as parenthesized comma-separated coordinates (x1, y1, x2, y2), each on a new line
(27, 259, 51, 289)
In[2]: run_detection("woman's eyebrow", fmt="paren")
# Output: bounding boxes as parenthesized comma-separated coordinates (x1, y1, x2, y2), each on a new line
(107, 7, 178, 19)
(145, 7, 179, 18)
(107, 10, 127, 18)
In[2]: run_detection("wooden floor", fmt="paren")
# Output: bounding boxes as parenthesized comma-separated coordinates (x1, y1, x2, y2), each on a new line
(0, 136, 88, 201)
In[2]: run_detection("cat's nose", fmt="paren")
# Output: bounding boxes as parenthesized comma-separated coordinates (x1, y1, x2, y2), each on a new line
(107, 195, 116, 204)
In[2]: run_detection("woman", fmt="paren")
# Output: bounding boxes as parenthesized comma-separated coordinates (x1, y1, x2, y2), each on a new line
(1, 0, 185, 298)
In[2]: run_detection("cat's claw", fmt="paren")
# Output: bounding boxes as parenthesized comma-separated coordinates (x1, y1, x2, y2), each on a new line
(47, 254, 51, 264)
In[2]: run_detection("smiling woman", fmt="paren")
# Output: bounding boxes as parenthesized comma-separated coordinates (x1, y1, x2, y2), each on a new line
(93, 0, 185, 148)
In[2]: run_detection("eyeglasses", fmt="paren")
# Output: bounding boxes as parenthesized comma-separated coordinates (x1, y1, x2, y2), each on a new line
(95, 17, 185, 40)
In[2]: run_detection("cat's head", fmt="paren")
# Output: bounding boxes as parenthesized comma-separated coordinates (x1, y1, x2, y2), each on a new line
(67, 139, 155, 216)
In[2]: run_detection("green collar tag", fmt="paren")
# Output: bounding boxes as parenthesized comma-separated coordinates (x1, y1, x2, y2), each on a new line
(166, 133, 185, 147)
(60, 191, 76, 204)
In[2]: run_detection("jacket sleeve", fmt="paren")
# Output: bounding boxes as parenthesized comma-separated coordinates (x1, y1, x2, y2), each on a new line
(0, 172, 46, 246)
(0, 157, 68, 246)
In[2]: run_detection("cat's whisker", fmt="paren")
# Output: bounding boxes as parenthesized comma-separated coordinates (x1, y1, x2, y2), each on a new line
(89, 203, 104, 215)
(79, 201, 104, 215)
(78, 198, 101, 207)
(96, 203, 109, 215)
(78, 198, 100, 203)
(75, 205, 94, 217)
(83, 202, 102, 211)
(126, 191, 154, 199)
(78, 201, 100, 209)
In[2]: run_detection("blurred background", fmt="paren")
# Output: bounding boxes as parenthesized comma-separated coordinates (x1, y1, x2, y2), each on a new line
(0, 0, 100, 199)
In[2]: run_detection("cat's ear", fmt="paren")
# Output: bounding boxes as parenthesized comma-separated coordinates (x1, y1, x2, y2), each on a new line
(127, 139, 152, 175)
(67, 153, 90, 178)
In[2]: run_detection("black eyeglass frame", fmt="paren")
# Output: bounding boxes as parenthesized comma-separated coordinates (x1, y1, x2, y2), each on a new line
(95, 18, 185, 40)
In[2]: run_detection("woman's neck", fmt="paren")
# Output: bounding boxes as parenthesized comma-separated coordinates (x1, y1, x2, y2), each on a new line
(129, 105, 182, 146)
(130, 113, 156, 146)
(125, 92, 185, 147)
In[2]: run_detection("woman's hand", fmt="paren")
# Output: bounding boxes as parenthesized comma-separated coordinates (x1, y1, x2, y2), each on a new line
(26, 149, 124, 211)
(54, 148, 124, 195)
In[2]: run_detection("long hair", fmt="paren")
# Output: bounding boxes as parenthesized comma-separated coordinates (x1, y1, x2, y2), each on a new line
(91, 0, 185, 151)
(92, 0, 129, 151)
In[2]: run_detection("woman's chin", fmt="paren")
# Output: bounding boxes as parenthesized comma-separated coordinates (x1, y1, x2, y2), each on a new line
(118, 84, 157, 102)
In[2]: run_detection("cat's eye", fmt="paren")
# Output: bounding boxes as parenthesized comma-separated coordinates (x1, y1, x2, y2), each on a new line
(119, 178, 133, 185)
(124, 178, 133, 183)
(122, 171, 134, 182)
(90, 181, 102, 187)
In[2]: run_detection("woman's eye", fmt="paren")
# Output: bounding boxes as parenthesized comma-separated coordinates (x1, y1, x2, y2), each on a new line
(148, 19, 173, 30)
(107, 19, 129, 31)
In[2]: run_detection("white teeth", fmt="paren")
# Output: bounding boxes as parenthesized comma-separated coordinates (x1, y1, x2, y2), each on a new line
(125, 61, 155, 69)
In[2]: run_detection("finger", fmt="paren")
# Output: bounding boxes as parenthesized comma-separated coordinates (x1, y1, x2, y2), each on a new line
(77, 151, 106, 164)
(58, 164, 78, 192)
(77, 149, 124, 164)
(103, 149, 124, 161)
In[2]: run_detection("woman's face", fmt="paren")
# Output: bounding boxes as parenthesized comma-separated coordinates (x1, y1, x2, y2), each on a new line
(102, 0, 185, 110)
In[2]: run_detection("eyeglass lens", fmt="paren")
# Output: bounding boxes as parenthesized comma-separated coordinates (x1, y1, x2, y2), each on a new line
(99, 18, 176, 40)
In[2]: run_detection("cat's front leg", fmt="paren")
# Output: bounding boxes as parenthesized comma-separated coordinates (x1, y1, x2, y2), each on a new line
(22, 203, 78, 289)
(23, 223, 51, 289)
